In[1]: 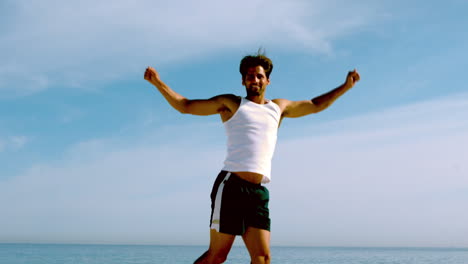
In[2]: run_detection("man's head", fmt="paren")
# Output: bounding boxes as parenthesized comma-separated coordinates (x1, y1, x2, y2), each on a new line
(240, 52, 273, 97)
(239, 52, 273, 81)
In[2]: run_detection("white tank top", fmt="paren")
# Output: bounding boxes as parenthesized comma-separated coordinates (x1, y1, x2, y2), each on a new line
(222, 97, 281, 183)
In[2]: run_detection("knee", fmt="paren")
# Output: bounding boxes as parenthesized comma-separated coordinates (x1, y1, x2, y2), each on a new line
(251, 252, 271, 264)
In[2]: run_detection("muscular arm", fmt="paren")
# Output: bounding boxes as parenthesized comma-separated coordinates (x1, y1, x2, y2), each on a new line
(275, 69, 360, 118)
(144, 66, 236, 115)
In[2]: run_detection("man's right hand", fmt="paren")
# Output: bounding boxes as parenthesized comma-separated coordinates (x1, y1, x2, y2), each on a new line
(144, 66, 160, 84)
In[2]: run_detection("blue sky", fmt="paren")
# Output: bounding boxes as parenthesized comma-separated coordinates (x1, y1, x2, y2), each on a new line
(1, 0, 467, 247)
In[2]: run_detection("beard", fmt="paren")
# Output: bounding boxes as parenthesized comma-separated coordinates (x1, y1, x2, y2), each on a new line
(247, 85, 263, 96)
(247, 90, 261, 96)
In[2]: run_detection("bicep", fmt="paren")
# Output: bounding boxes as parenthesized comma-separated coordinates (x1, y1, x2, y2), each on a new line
(184, 95, 231, 116)
(282, 99, 320, 118)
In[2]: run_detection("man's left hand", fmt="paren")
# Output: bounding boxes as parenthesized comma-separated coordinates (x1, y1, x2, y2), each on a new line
(346, 69, 360, 87)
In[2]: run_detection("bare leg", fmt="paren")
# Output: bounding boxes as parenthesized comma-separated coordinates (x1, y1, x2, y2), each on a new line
(242, 227, 271, 264)
(194, 229, 236, 264)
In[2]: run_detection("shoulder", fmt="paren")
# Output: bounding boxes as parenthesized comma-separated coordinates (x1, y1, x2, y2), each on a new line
(209, 93, 240, 102)
(215, 93, 241, 101)
(212, 94, 241, 114)
(271, 98, 292, 112)
(214, 94, 241, 107)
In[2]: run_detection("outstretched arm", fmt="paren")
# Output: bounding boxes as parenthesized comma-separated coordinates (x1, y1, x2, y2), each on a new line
(275, 69, 360, 118)
(144, 66, 234, 115)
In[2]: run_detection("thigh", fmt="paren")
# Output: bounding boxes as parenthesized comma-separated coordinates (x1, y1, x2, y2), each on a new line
(242, 227, 271, 259)
(206, 229, 236, 262)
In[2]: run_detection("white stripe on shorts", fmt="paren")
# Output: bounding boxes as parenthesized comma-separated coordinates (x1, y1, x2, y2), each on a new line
(210, 172, 231, 231)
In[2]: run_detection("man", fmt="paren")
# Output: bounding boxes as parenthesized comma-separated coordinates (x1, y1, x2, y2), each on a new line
(144, 52, 360, 264)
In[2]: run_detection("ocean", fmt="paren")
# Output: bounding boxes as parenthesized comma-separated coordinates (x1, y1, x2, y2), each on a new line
(1, 244, 467, 264)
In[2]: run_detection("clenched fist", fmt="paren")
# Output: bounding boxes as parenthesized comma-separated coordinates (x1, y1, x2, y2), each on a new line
(346, 69, 360, 87)
(144, 66, 160, 84)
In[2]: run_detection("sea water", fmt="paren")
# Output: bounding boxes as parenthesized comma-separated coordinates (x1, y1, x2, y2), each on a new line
(1, 244, 467, 264)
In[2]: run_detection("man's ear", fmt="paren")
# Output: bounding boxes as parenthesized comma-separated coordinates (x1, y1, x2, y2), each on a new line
(241, 77, 245, 86)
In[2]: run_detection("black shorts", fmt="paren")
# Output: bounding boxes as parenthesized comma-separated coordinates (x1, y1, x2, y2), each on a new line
(210, 171, 271, 235)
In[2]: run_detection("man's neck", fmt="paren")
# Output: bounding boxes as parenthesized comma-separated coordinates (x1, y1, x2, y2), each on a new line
(246, 95, 267, 104)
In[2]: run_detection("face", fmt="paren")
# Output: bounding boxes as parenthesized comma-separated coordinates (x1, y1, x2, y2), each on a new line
(242, 66, 270, 97)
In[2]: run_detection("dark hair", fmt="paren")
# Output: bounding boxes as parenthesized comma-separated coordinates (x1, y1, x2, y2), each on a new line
(239, 49, 273, 80)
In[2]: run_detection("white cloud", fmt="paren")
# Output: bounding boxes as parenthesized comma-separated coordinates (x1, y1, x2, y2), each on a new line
(0, 0, 387, 97)
(270, 93, 468, 247)
(0, 135, 30, 152)
(10, 136, 29, 150)
(0, 123, 225, 244)
(1, 94, 466, 246)
(0, 64, 50, 98)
